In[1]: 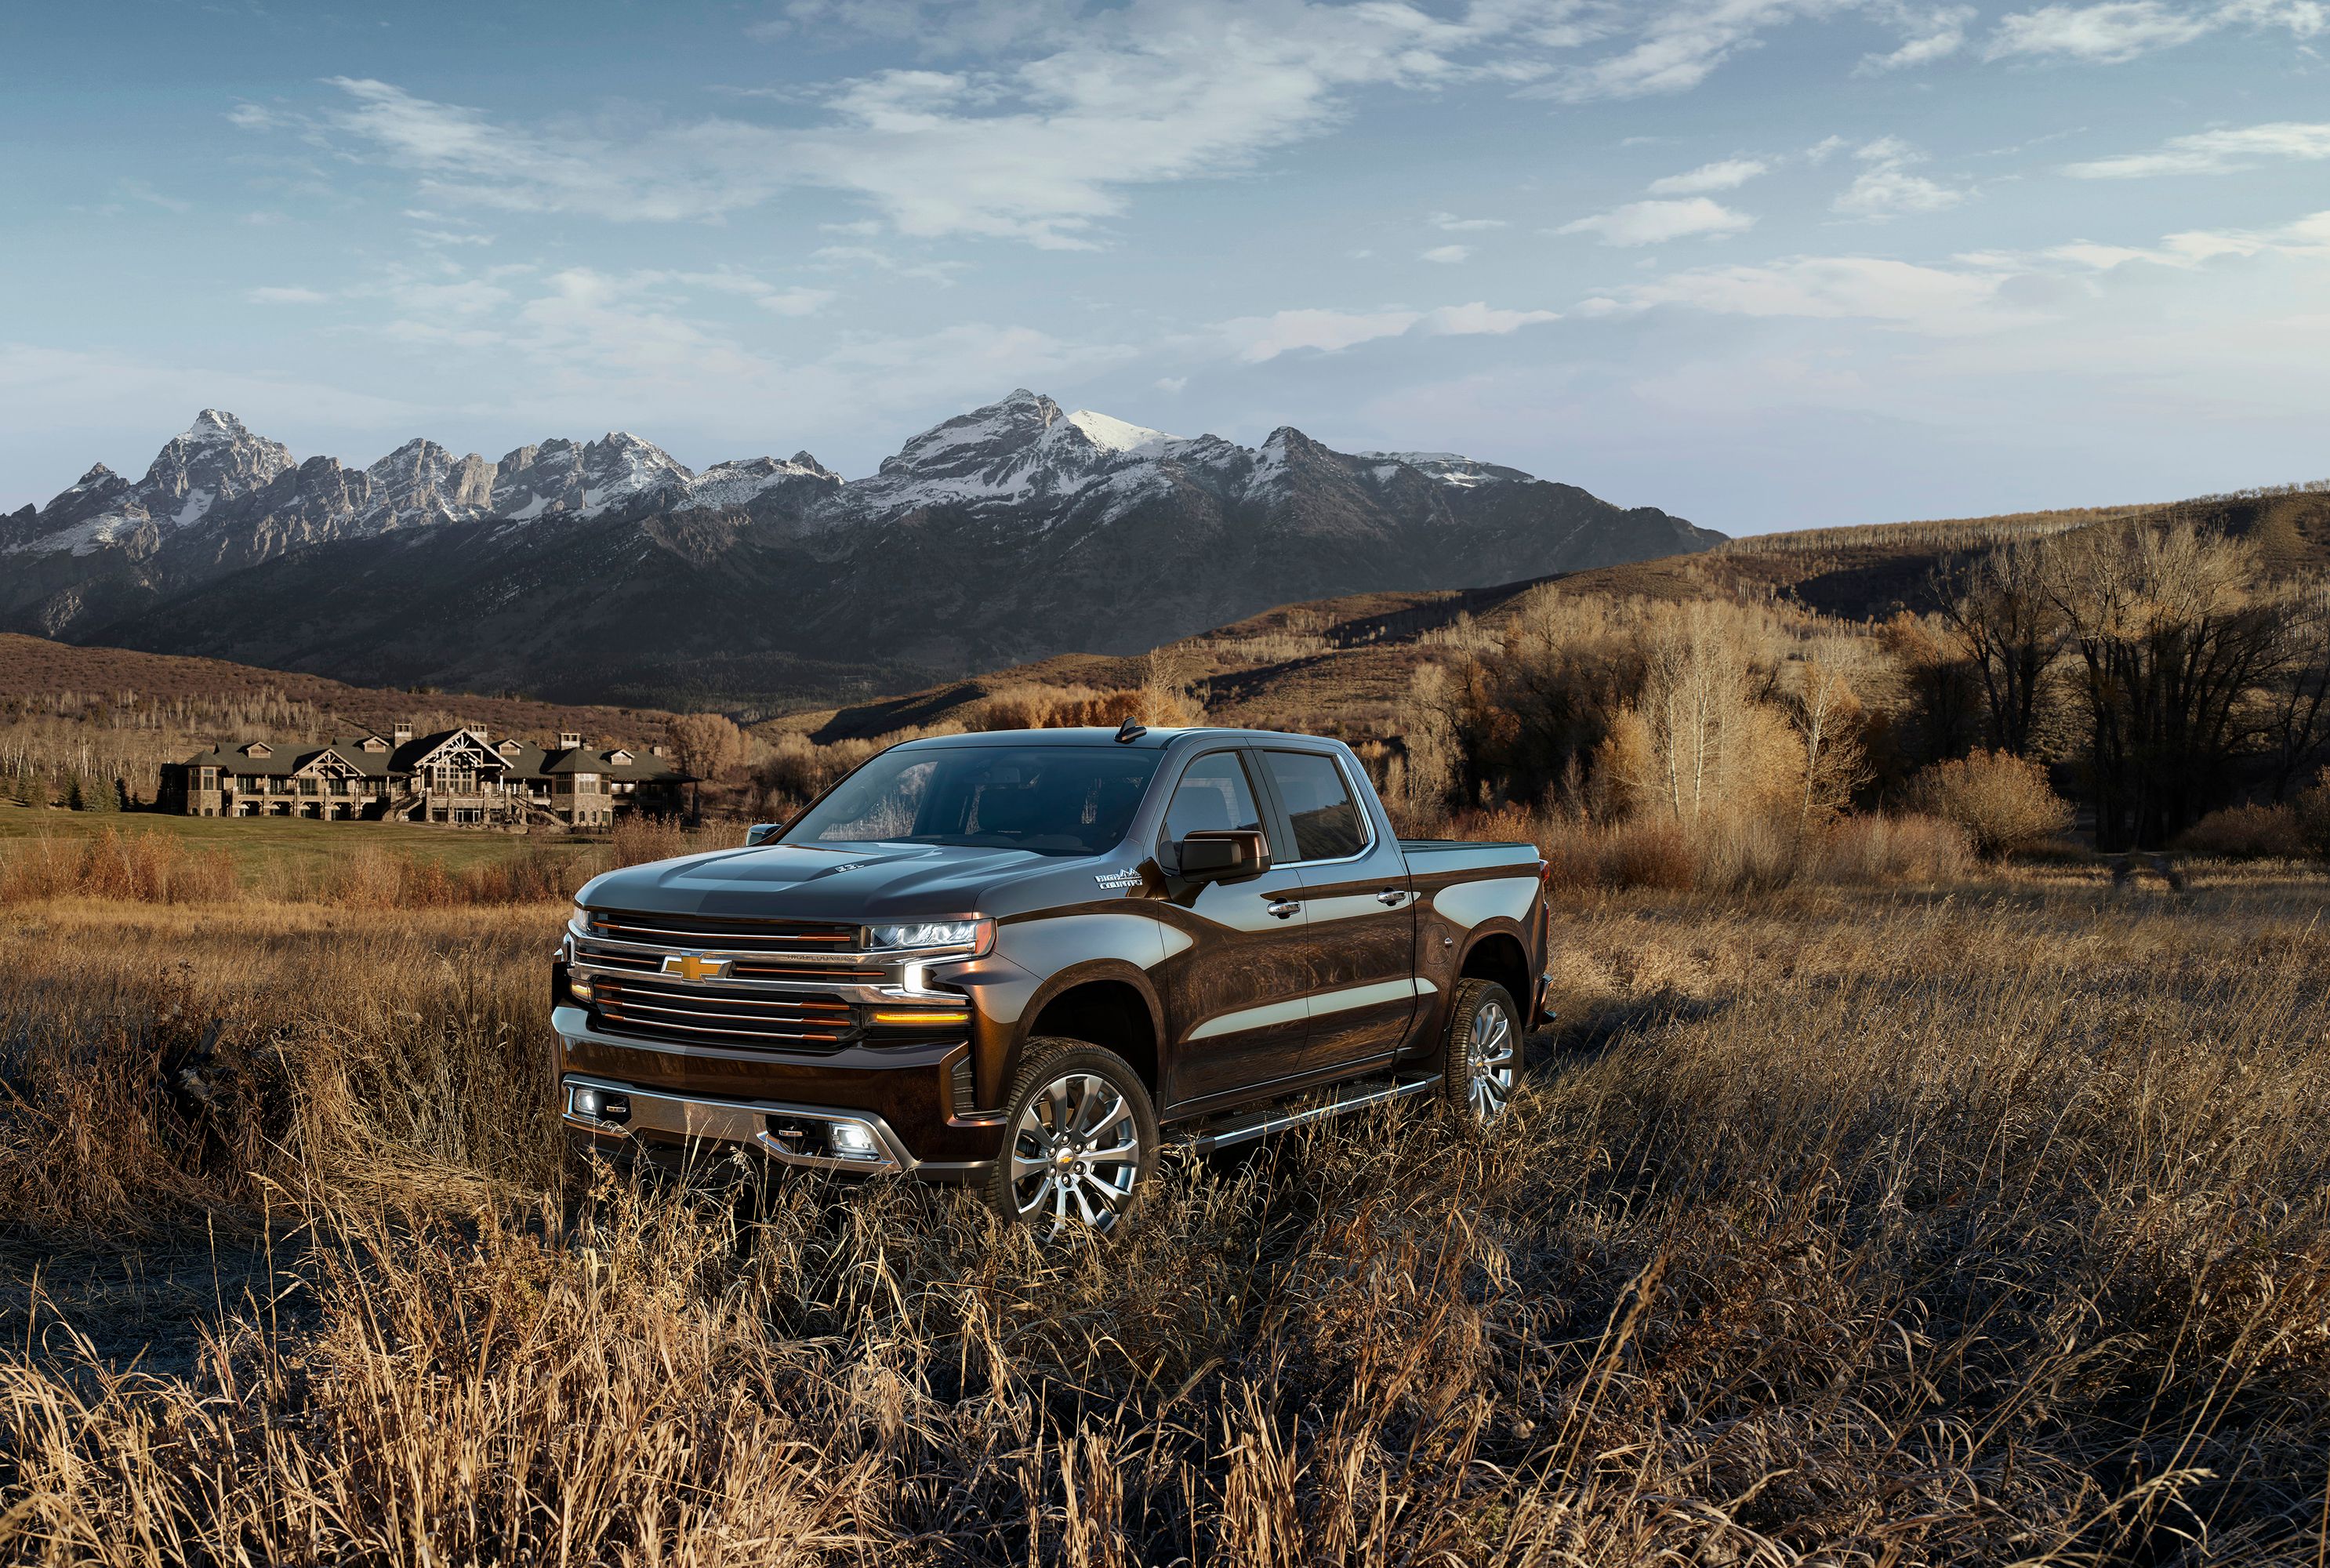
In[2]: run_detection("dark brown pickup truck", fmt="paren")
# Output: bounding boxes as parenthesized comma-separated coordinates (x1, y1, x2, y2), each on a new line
(555, 724, 1551, 1233)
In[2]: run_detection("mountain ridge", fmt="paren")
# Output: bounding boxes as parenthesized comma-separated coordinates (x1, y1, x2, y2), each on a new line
(1, 391, 1724, 707)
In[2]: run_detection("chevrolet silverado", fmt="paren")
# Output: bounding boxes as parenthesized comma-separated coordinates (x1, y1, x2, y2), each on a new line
(555, 723, 1551, 1233)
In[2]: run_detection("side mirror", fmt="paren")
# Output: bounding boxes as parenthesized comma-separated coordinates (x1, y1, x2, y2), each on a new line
(1175, 829, 1270, 882)
(746, 822, 782, 847)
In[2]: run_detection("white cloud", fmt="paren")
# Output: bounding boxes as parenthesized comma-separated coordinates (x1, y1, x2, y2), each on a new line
(1218, 307, 1423, 362)
(2063, 120, 2330, 177)
(808, 246, 967, 285)
(1857, 4, 1977, 68)
(1428, 212, 1508, 231)
(1418, 302, 1561, 336)
(1589, 253, 2031, 334)
(1559, 197, 1755, 246)
(2048, 209, 2330, 267)
(1834, 137, 1967, 216)
(1984, 0, 2325, 62)
(268, 5, 2045, 247)
(1214, 299, 1556, 361)
(1987, 2, 2212, 58)
(1648, 158, 1769, 194)
(1155, 375, 1189, 393)
(1836, 167, 1966, 214)
(758, 287, 840, 316)
(246, 286, 330, 305)
(1526, 0, 1827, 102)
(288, 5, 1537, 250)
(1422, 245, 1473, 264)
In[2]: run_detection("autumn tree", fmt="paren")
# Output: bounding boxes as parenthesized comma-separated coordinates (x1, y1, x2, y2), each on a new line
(1786, 654, 1871, 834)
(664, 712, 743, 821)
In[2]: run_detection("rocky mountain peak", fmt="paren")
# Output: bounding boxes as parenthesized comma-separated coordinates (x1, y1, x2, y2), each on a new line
(138, 409, 295, 521)
(184, 408, 252, 444)
(880, 390, 1063, 478)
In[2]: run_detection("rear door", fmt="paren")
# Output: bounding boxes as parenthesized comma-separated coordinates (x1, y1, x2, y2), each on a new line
(1151, 748, 1318, 1109)
(1254, 746, 1419, 1073)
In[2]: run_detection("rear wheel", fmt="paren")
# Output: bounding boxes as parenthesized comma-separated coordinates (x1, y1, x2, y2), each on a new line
(987, 1038, 1160, 1238)
(1437, 979, 1519, 1125)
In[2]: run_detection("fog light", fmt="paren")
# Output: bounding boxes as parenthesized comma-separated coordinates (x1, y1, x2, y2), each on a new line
(572, 1086, 602, 1118)
(829, 1121, 880, 1160)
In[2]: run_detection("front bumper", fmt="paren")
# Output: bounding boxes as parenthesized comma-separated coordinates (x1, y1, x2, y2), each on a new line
(553, 1004, 1002, 1175)
(562, 1073, 969, 1176)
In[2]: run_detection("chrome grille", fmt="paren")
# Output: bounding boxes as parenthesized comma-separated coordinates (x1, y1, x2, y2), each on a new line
(584, 909, 858, 954)
(593, 975, 855, 1052)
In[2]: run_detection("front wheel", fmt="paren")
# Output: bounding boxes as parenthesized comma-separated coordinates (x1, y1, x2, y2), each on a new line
(1437, 979, 1519, 1125)
(987, 1039, 1160, 1238)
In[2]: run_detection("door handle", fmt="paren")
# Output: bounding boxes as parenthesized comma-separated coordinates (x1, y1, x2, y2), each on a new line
(1377, 888, 1408, 906)
(1264, 898, 1301, 920)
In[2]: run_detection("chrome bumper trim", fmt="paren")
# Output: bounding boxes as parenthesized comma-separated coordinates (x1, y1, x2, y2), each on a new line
(561, 1072, 917, 1175)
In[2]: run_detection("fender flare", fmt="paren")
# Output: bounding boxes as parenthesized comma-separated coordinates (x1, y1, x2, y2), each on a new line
(992, 957, 1167, 1103)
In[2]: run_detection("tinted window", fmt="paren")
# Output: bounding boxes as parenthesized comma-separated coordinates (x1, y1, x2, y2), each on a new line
(1260, 750, 1366, 861)
(1162, 753, 1264, 844)
(783, 746, 1160, 857)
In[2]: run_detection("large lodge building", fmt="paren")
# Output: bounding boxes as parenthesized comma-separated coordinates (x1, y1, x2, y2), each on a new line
(159, 724, 688, 828)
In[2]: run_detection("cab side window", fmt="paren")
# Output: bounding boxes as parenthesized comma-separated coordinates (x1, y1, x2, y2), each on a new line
(1162, 753, 1264, 845)
(1259, 750, 1367, 862)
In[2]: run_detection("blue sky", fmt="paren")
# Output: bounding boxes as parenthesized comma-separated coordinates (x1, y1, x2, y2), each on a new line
(3, 0, 2326, 533)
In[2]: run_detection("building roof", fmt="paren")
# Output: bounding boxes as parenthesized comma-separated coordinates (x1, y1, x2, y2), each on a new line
(183, 725, 687, 783)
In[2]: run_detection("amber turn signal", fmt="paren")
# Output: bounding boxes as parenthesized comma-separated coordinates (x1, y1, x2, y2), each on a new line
(869, 1009, 972, 1026)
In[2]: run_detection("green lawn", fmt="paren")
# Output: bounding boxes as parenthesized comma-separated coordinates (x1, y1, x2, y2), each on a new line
(0, 800, 602, 885)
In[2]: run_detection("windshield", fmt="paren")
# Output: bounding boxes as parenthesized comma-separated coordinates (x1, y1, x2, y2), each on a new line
(781, 745, 1162, 857)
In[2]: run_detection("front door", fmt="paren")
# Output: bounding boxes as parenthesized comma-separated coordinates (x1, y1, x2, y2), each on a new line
(1254, 747, 1420, 1074)
(1151, 749, 1316, 1110)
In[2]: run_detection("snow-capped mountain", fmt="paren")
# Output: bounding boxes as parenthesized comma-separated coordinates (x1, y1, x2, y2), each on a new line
(0, 409, 295, 560)
(1, 392, 1722, 703)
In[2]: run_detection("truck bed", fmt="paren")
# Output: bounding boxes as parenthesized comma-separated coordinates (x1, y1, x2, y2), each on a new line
(1396, 837, 1541, 871)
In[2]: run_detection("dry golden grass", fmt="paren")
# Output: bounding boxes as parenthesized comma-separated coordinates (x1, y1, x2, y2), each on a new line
(3, 869, 2328, 1563)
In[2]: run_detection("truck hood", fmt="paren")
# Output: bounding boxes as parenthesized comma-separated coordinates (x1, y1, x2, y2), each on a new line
(574, 840, 1098, 922)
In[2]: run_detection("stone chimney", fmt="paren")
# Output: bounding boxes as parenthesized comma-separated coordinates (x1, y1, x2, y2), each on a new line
(558, 731, 582, 750)
(392, 721, 413, 745)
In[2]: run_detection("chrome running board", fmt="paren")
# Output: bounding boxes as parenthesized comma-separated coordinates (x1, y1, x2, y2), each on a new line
(1174, 1073, 1443, 1153)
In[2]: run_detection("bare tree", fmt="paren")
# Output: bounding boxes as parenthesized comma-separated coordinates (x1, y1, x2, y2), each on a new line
(1635, 601, 1763, 824)
(1788, 655, 1870, 835)
(664, 712, 743, 821)
(1934, 541, 2066, 757)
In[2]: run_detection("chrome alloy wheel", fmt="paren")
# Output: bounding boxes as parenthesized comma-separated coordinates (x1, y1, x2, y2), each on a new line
(1464, 998, 1517, 1122)
(1007, 1071, 1144, 1233)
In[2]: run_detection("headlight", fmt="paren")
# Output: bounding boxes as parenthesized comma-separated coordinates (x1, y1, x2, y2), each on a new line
(866, 918, 993, 953)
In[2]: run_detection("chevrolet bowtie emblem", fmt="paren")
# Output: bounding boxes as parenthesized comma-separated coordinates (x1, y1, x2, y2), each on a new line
(662, 952, 727, 982)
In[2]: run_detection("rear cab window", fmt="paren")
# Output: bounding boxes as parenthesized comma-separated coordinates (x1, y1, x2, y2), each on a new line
(1257, 749, 1368, 862)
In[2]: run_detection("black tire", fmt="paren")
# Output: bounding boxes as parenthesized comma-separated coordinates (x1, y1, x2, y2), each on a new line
(1436, 979, 1520, 1125)
(986, 1037, 1162, 1237)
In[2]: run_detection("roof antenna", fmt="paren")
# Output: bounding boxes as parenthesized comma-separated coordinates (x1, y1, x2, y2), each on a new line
(1114, 715, 1147, 744)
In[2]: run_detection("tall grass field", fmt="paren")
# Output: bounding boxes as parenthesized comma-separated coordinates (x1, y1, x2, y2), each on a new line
(2, 833, 2326, 1563)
